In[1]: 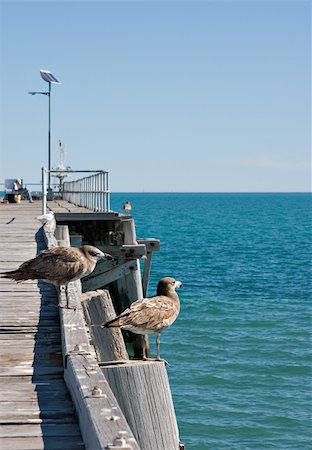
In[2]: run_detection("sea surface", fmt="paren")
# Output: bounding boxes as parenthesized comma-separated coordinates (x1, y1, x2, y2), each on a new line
(110, 193, 311, 450)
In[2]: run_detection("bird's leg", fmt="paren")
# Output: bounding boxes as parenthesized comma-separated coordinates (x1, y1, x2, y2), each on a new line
(155, 334, 169, 365)
(156, 333, 161, 360)
(142, 335, 149, 360)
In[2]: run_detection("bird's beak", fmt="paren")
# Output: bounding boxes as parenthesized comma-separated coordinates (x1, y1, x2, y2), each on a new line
(176, 280, 183, 288)
(102, 252, 114, 261)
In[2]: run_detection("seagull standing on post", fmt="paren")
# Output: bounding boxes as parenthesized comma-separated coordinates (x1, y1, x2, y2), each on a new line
(101, 277, 183, 361)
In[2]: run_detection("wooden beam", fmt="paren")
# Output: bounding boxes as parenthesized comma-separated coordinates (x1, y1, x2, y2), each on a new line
(81, 260, 138, 292)
(65, 354, 140, 450)
(81, 290, 129, 362)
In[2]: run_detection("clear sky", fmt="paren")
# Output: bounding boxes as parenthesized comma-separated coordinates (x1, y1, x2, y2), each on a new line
(0, 0, 310, 192)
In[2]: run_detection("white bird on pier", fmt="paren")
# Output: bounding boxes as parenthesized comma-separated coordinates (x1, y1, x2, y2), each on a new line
(101, 277, 183, 361)
(37, 211, 56, 236)
(0, 245, 112, 286)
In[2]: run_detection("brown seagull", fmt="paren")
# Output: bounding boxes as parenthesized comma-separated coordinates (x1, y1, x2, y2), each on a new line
(102, 277, 182, 361)
(0, 245, 112, 285)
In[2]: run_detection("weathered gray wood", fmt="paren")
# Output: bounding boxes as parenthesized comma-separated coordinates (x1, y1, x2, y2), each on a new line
(65, 354, 140, 450)
(44, 226, 58, 249)
(51, 224, 139, 449)
(81, 290, 128, 362)
(82, 260, 138, 292)
(101, 360, 180, 450)
(115, 219, 148, 359)
(137, 238, 160, 297)
(0, 436, 85, 450)
(0, 423, 81, 437)
(54, 225, 70, 246)
(0, 202, 85, 450)
(45, 201, 181, 450)
(59, 308, 91, 366)
(58, 280, 82, 309)
(142, 252, 152, 297)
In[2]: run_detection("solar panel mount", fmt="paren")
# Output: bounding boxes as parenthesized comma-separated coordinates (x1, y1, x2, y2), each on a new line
(40, 69, 61, 84)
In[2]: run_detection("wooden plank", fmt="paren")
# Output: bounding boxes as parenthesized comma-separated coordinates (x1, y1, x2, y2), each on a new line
(0, 349, 62, 362)
(0, 436, 85, 450)
(82, 260, 138, 292)
(0, 403, 76, 421)
(0, 376, 68, 389)
(59, 308, 91, 363)
(0, 385, 72, 401)
(102, 361, 180, 450)
(65, 354, 140, 450)
(0, 423, 82, 438)
(0, 365, 64, 377)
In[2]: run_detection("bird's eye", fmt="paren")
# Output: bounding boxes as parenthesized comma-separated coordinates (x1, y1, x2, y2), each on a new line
(89, 251, 98, 257)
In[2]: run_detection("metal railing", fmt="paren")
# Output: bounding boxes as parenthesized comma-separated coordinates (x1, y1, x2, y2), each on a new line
(42, 168, 110, 214)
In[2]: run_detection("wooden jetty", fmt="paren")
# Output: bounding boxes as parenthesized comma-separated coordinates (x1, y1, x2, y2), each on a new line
(0, 202, 85, 450)
(0, 173, 183, 450)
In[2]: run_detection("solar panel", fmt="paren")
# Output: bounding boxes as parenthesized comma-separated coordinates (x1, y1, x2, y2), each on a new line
(40, 69, 61, 84)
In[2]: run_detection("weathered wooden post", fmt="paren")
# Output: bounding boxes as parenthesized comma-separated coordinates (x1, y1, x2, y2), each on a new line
(54, 224, 70, 247)
(115, 217, 148, 358)
(81, 289, 129, 362)
(101, 360, 181, 450)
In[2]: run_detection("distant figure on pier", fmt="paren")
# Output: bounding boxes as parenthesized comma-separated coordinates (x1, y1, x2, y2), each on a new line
(101, 277, 182, 362)
(13, 178, 22, 203)
(13, 178, 22, 192)
(123, 201, 132, 211)
(0, 245, 113, 286)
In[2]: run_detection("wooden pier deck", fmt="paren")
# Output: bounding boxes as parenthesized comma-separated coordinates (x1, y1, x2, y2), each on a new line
(0, 202, 85, 450)
(0, 197, 181, 450)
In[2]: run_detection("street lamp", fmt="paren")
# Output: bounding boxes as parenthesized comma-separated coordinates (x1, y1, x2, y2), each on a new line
(29, 69, 61, 198)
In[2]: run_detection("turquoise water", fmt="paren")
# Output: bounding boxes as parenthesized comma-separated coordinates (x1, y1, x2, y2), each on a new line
(110, 193, 311, 450)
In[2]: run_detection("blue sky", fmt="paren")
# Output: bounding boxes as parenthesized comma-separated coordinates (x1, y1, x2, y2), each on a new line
(0, 1, 310, 192)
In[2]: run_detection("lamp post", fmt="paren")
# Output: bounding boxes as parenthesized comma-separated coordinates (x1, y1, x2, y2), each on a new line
(29, 69, 61, 199)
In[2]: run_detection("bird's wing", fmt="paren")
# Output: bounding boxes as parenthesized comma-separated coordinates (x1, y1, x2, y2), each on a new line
(116, 295, 178, 329)
(19, 248, 85, 281)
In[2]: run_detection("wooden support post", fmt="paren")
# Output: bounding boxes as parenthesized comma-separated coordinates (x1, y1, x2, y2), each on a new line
(81, 289, 129, 362)
(55, 225, 70, 247)
(101, 360, 180, 450)
(116, 219, 148, 358)
(137, 238, 160, 297)
(142, 252, 152, 298)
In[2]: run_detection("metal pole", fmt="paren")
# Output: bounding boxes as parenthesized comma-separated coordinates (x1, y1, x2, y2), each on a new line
(48, 82, 51, 196)
(42, 167, 47, 215)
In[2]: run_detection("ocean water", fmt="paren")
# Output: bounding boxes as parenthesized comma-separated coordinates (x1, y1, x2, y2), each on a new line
(110, 193, 312, 450)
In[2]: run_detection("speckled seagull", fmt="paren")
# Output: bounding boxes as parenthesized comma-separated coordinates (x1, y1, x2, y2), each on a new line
(102, 277, 183, 361)
(0, 245, 112, 285)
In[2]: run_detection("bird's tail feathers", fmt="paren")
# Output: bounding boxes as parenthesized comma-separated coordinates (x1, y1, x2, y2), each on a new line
(0, 271, 30, 282)
(101, 309, 131, 328)
(101, 317, 122, 328)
